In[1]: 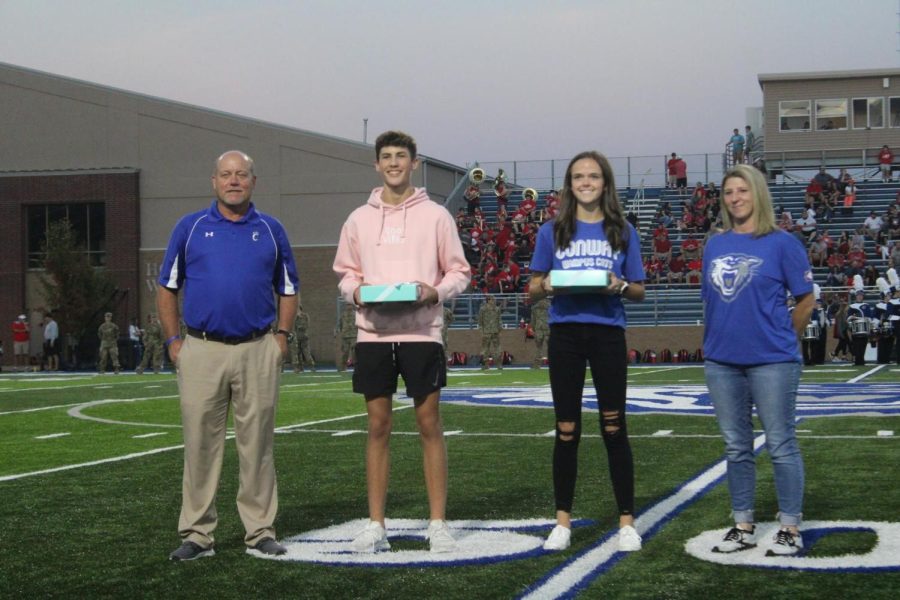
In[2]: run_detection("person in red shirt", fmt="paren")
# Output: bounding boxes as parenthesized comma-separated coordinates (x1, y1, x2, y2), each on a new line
(673, 156, 688, 195)
(667, 253, 685, 284)
(505, 259, 521, 289)
(544, 190, 560, 221)
(667, 153, 679, 188)
(681, 235, 702, 261)
(519, 190, 537, 215)
(879, 145, 894, 182)
(827, 251, 846, 270)
(464, 184, 481, 215)
(11, 314, 30, 370)
(804, 179, 823, 208)
(653, 231, 672, 263)
(686, 258, 703, 285)
(847, 248, 866, 270)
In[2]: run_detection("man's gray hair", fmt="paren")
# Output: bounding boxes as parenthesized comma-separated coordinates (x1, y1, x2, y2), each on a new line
(214, 150, 255, 175)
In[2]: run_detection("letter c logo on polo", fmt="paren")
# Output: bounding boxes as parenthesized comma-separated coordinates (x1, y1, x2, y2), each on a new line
(252, 231, 260, 241)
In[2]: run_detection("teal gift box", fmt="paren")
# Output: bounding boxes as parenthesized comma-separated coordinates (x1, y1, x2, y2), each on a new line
(550, 269, 609, 291)
(360, 283, 419, 303)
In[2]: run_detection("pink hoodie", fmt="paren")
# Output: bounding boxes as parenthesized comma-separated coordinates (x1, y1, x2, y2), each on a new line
(333, 187, 472, 343)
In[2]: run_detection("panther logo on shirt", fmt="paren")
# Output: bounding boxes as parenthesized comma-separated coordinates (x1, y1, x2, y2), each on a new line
(709, 254, 763, 303)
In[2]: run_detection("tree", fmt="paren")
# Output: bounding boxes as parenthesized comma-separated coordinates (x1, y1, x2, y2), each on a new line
(40, 219, 116, 362)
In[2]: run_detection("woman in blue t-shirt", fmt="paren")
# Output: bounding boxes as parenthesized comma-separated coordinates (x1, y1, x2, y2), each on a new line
(528, 151, 646, 553)
(702, 164, 814, 557)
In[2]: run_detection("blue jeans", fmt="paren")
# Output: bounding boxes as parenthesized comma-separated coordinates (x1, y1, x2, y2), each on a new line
(704, 360, 804, 527)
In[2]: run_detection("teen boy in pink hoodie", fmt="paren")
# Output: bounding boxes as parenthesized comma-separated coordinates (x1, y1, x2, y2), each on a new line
(333, 131, 471, 553)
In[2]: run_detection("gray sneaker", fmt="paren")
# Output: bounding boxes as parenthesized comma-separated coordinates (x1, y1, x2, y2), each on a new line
(169, 541, 215, 561)
(247, 537, 287, 556)
(766, 529, 803, 556)
(712, 526, 756, 554)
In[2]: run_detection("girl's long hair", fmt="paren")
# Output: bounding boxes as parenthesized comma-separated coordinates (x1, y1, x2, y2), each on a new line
(554, 151, 628, 252)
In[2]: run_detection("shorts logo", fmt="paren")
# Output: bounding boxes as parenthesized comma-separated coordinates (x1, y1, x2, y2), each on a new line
(709, 254, 763, 302)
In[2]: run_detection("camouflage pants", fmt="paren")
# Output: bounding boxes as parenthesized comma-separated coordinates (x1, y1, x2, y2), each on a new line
(98, 343, 120, 372)
(532, 330, 549, 367)
(138, 341, 163, 373)
(340, 338, 357, 371)
(481, 333, 501, 366)
(291, 337, 315, 370)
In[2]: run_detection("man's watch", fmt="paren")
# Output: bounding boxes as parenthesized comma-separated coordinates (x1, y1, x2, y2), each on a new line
(617, 281, 630, 296)
(275, 329, 295, 343)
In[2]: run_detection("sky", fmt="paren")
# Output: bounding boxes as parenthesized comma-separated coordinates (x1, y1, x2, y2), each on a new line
(1, 0, 898, 167)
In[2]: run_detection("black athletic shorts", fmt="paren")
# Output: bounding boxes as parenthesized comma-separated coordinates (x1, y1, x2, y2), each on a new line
(353, 341, 446, 398)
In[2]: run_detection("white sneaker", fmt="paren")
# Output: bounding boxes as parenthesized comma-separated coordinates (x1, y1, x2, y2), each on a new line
(427, 519, 457, 553)
(712, 525, 756, 553)
(766, 529, 803, 556)
(543, 525, 571, 551)
(350, 521, 390, 553)
(618, 525, 642, 552)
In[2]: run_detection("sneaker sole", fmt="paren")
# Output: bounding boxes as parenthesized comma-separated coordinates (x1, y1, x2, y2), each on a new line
(350, 541, 391, 553)
(765, 548, 800, 557)
(170, 548, 215, 561)
(712, 543, 756, 554)
(246, 548, 287, 558)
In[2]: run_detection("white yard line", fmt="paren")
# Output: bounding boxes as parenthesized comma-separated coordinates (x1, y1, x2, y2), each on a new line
(0, 405, 402, 483)
(847, 363, 888, 383)
(519, 433, 767, 599)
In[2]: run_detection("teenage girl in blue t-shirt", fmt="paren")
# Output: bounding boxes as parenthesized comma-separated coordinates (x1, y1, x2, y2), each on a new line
(528, 151, 646, 553)
(702, 164, 814, 557)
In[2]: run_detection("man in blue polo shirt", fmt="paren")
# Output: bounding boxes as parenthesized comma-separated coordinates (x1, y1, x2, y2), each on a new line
(159, 150, 299, 561)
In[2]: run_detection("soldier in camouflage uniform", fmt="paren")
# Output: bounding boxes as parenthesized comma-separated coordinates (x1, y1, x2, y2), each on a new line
(478, 295, 502, 370)
(136, 313, 163, 374)
(291, 304, 316, 373)
(530, 297, 551, 369)
(97, 312, 121, 374)
(338, 303, 357, 372)
(442, 305, 454, 352)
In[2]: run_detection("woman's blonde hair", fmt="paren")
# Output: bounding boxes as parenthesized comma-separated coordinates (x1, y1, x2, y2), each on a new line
(719, 164, 777, 236)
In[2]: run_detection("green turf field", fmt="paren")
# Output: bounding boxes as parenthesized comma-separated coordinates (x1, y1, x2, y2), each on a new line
(1, 364, 898, 599)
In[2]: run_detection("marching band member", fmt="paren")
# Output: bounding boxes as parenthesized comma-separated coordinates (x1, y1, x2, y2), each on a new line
(848, 289, 875, 366)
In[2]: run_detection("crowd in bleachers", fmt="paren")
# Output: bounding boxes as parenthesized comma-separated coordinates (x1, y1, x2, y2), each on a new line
(456, 175, 559, 294)
(454, 160, 900, 301)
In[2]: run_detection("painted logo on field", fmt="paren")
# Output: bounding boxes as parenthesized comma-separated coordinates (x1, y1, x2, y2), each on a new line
(249, 518, 590, 566)
(685, 521, 900, 571)
(438, 384, 900, 416)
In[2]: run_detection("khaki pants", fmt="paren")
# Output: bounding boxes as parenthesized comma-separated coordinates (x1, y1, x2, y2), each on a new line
(175, 334, 282, 548)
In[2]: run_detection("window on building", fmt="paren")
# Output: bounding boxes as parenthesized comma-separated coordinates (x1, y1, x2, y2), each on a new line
(890, 97, 900, 128)
(779, 100, 811, 131)
(27, 203, 106, 268)
(852, 97, 884, 129)
(815, 99, 847, 130)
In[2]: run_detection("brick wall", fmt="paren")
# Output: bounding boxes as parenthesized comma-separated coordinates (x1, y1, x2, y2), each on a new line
(0, 172, 140, 365)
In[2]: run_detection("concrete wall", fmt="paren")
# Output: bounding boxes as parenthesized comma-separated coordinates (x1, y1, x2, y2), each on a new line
(0, 62, 466, 363)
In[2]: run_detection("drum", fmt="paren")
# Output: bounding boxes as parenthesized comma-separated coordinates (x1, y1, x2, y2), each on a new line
(883, 319, 897, 335)
(849, 318, 871, 337)
(802, 322, 821, 341)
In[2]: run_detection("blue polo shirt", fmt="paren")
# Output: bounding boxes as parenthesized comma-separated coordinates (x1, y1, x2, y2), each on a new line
(158, 200, 299, 338)
(531, 219, 645, 328)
